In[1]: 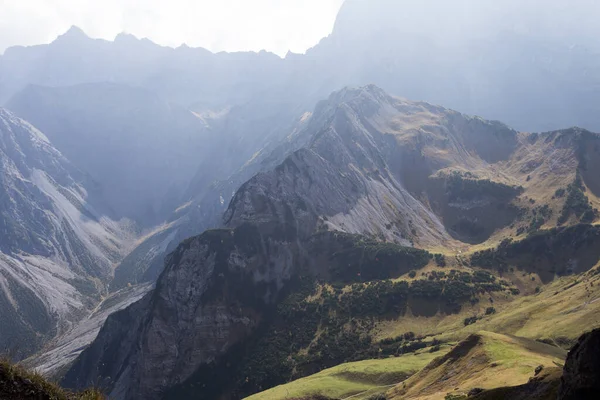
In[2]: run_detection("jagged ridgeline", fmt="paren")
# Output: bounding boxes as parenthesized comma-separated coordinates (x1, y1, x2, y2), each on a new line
(63, 85, 600, 400)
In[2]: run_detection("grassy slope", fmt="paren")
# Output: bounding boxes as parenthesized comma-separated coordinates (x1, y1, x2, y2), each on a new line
(375, 264, 600, 348)
(248, 330, 567, 400)
(245, 124, 600, 400)
(386, 332, 566, 400)
(467, 270, 600, 343)
(245, 348, 451, 400)
(472, 367, 563, 400)
(248, 266, 600, 400)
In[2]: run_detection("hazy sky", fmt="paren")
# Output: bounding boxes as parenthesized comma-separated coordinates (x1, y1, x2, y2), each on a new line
(0, 0, 345, 56)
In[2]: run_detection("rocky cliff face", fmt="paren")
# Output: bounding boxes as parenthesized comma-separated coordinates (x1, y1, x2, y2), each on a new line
(23, 283, 152, 378)
(7, 0, 600, 291)
(224, 86, 452, 247)
(64, 225, 304, 399)
(559, 328, 600, 400)
(0, 108, 134, 359)
(226, 85, 533, 249)
(109, 90, 317, 290)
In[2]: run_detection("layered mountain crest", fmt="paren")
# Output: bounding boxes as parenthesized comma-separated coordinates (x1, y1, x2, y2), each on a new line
(226, 85, 591, 248)
(0, 108, 134, 358)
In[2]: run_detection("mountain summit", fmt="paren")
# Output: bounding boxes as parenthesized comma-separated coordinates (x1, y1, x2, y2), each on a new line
(63, 86, 600, 399)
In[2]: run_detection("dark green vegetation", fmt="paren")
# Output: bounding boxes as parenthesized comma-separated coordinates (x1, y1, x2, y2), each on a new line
(444, 173, 524, 203)
(175, 270, 515, 398)
(311, 232, 432, 283)
(471, 224, 600, 283)
(60, 112, 600, 400)
(434, 254, 447, 267)
(430, 172, 524, 244)
(557, 175, 598, 225)
(445, 395, 468, 400)
(524, 205, 553, 234)
(157, 231, 434, 399)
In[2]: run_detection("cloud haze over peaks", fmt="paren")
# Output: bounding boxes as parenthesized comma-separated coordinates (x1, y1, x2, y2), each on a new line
(0, 0, 345, 56)
(334, 0, 600, 47)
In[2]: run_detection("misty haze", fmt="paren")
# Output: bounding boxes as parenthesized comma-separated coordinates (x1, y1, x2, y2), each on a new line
(0, 1, 600, 399)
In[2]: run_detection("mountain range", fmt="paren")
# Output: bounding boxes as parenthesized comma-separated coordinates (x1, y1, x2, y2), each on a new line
(62, 86, 600, 399)
(1, 0, 600, 399)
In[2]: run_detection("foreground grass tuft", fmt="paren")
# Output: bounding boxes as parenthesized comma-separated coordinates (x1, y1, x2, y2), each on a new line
(0, 358, 104, 400)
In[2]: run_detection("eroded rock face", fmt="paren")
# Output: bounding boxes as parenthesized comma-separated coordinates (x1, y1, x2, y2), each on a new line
(63, 226, 301, 400)
(559, 328, 600, 400)
(224, 86, 454, 249)
(0, 108, 133, 359)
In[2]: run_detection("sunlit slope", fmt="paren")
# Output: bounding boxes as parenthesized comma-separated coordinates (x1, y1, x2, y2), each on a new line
(386, 332, 566, 400)
(245, 348, 451, 400)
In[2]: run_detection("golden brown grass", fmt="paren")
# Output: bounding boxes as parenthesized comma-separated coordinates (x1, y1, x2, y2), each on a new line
(373, 265, 600, 349)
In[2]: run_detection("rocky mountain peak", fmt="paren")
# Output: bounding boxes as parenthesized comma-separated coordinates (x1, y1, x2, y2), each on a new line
(114, 32, 138, 43)
(54, 26, 90, 44)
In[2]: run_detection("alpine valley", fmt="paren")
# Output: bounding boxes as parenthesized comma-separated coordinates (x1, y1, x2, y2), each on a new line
(1, 1, 600, 400)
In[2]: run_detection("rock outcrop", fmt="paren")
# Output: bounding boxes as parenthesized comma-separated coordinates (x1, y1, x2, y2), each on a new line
(63, 225, 305, 399)
(558, 328, 600, 400)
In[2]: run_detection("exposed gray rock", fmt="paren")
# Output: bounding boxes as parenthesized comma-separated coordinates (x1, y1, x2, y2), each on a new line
(0, 108, 134, 359)
(24, 283, 152, 378)
(225, 85, 521, 248)
(64, 226, 301, 399)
